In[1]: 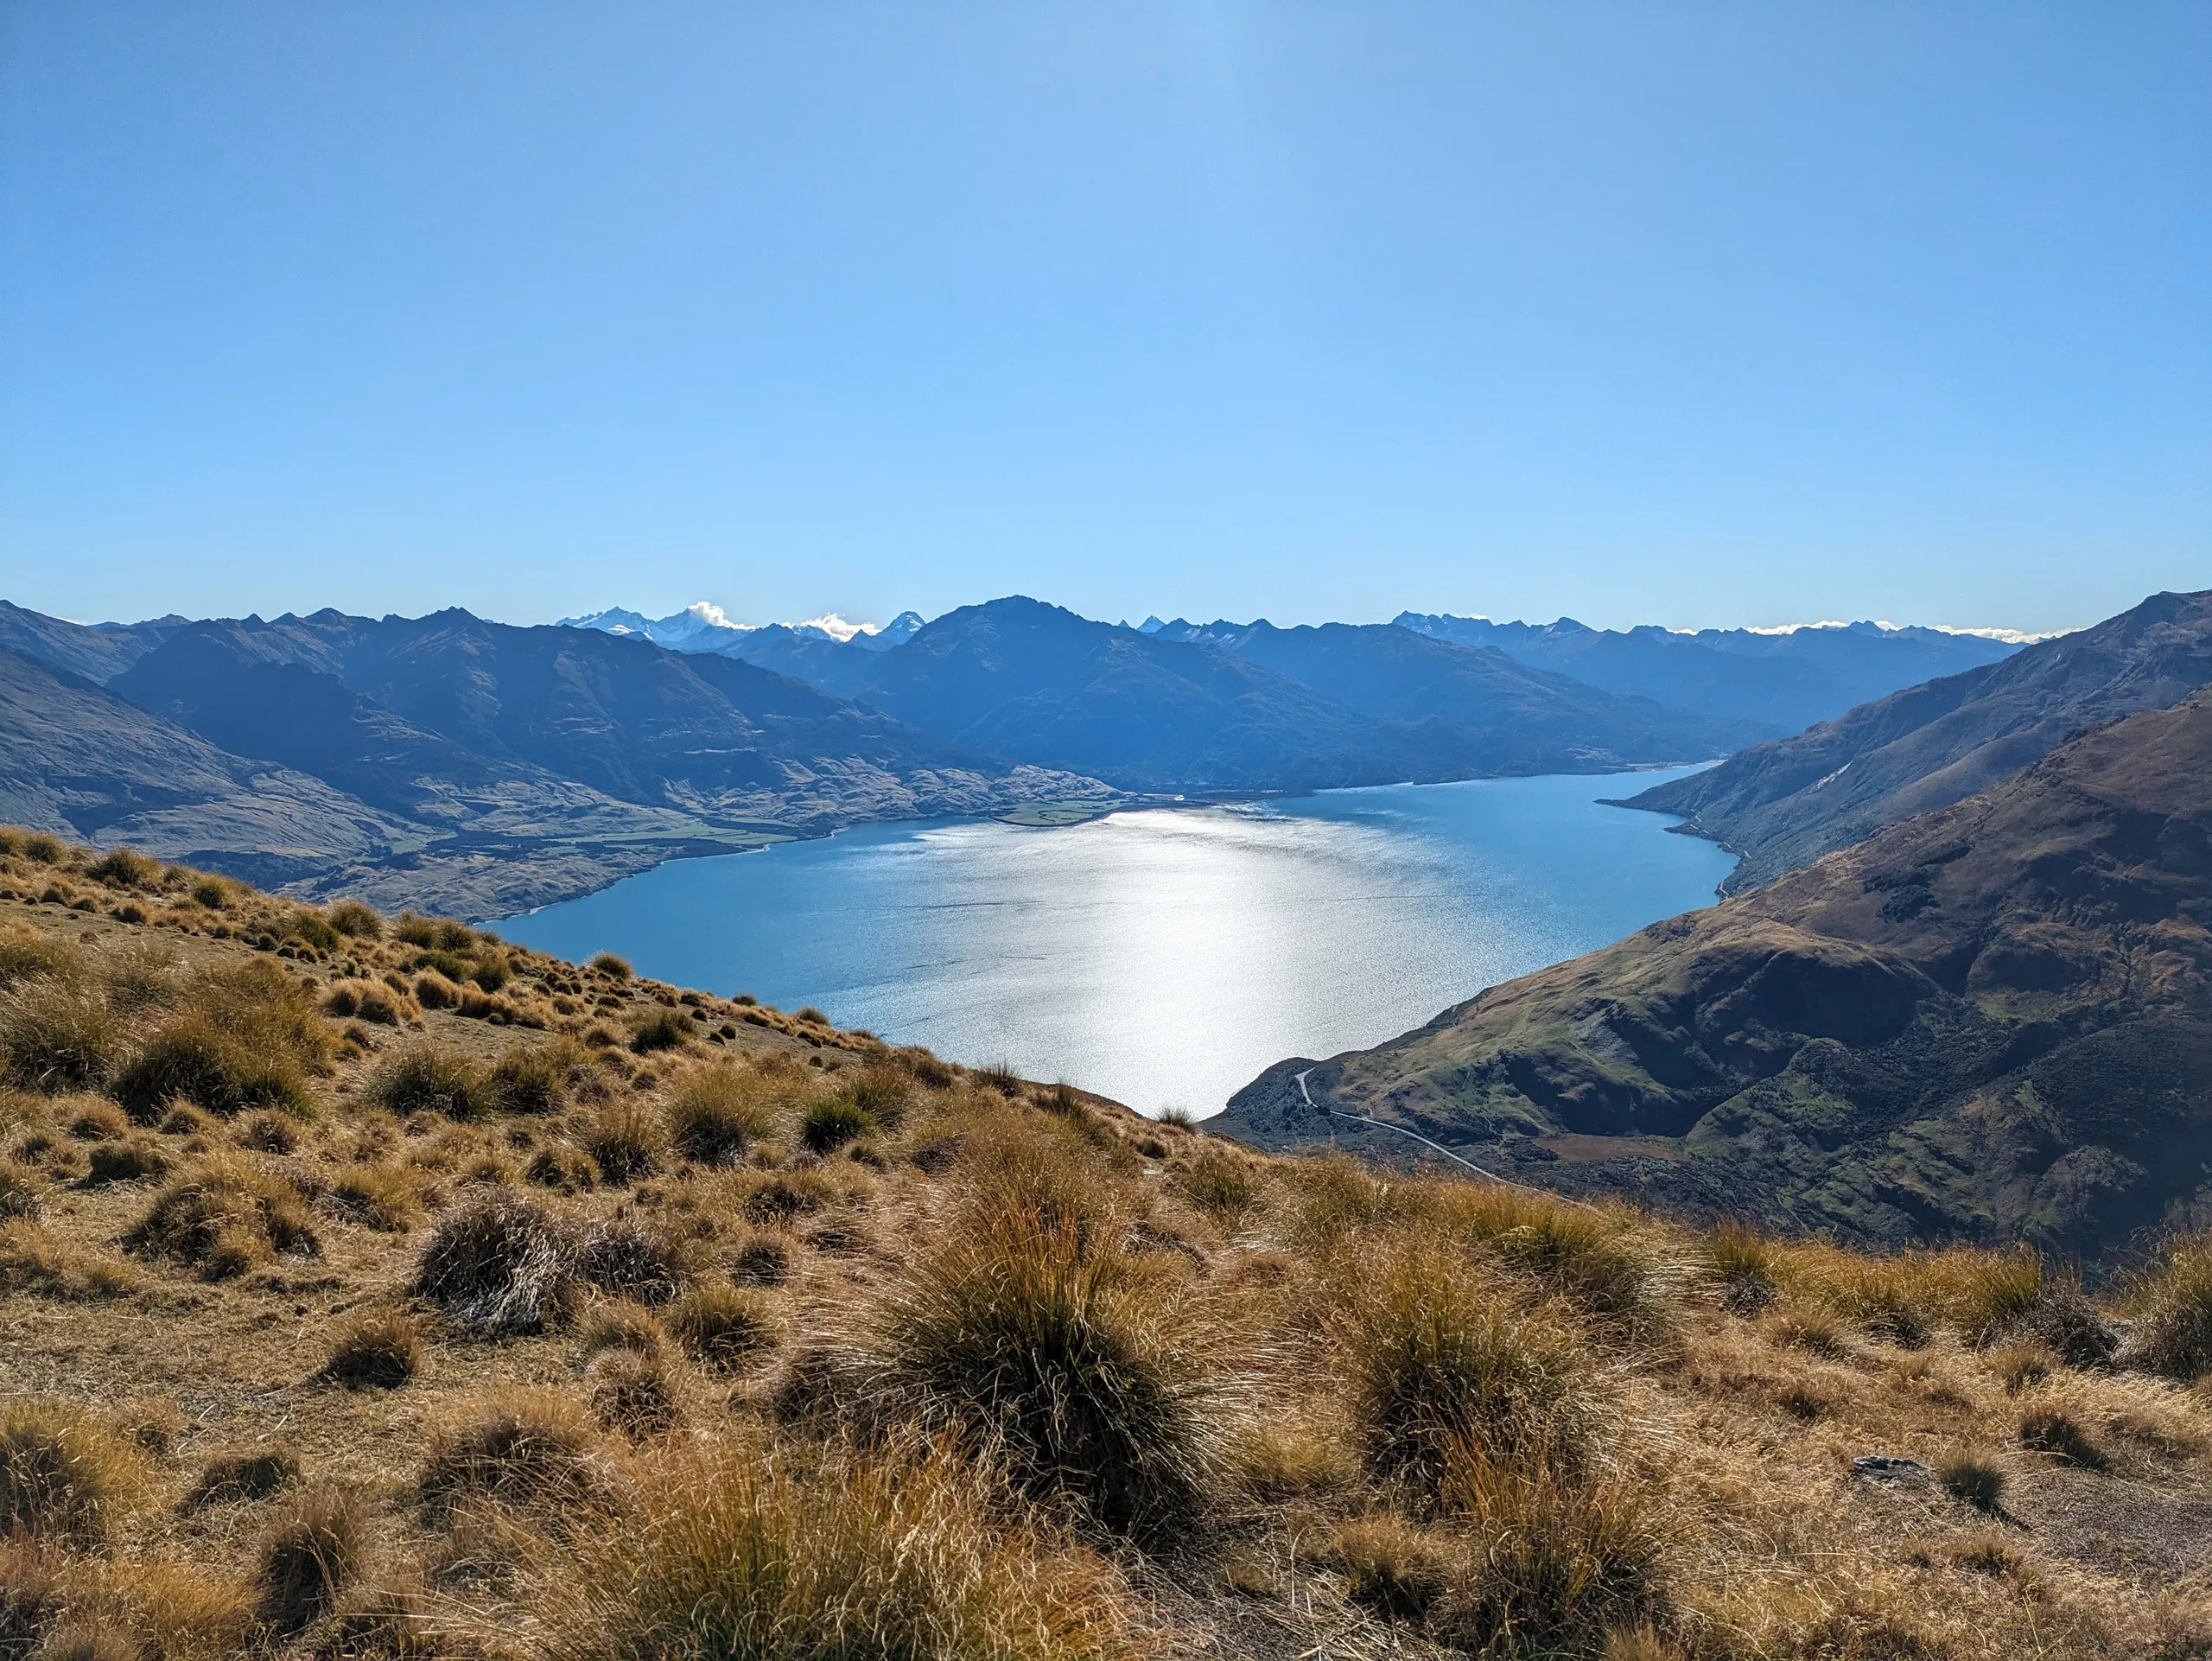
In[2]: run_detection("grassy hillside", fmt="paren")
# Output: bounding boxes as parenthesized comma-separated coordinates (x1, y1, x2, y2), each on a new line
(3, 834, 2212, 1658)
(1220, 690, 2212, 1265)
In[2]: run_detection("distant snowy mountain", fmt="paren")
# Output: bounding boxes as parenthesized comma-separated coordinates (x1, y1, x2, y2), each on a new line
(559, 602, 924, 655)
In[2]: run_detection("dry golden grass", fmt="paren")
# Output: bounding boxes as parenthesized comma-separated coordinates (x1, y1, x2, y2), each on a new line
(0, 834, 2210, 1658)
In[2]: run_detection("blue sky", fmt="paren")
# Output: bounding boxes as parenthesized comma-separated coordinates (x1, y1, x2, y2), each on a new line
(2, 3, 2205, 636)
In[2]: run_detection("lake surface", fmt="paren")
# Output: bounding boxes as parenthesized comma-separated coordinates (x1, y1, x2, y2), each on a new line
(497, 769, 1736, 1117)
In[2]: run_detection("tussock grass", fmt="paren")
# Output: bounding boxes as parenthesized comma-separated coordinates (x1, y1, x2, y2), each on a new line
(0, 977, 122, 1093)
(112, 1017, 310, 1122)
(1173, 1145, 1262, 1223)
(84, 1136, 168, 1185)
(414, 1190, 577, 1334)
(860, 1164, 1232, 1538)
(258, 1486, 368, 1631)
(1336, 1232, 1599, 1495)
(1428, 1439, 1669, 1657)
(575, 1219, 690, 1306)
(587, 1347, 682, 1440)
(326, 899, 383, 939)
(729, 1229, 794, 1287)
(189, 1447, 302, 1506)
(801, 1096, 873, 1154)
(588, 951, 632, 981)
(324, 1162, 426, 1231)
(321, 1310, 424, 1390)
(2122, 1230, 2212, 1381)
(1429, 1186, 1670, 1336)
(579, 1102, 663, 1185)
(322, 977, 416, 1026)
(0, 1219, 136, 1300)
(665, 1064, 772, 1166)
(666, 1283, 778, 1371)
(0, 1160, 48, 1219)
(626, 1007, 690, 1055)
(421, 1389, 615, 1519)
(1, 1400, 143, 1539)
(125, 1161, 320, 1278)
(527, 1441, 1128, 1661)
(1938, 1453, 2008, 1514)
(489, 1041, 572, 1115)
(369, 1043, 489, 1121)
(237, 1110, 300, 1153)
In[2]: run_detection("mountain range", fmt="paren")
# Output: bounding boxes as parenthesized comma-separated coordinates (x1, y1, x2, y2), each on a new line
(1217, 588, 2212, 1264)
(3, 589, 2037, 922)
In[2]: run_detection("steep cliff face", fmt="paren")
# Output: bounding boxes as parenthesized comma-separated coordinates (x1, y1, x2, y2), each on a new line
(1220, 692, 2212, 1263)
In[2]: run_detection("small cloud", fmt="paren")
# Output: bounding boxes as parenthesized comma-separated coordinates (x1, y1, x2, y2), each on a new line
(794, 613, 880, 641)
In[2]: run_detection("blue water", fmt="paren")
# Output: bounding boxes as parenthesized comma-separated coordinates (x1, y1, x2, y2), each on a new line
(498, 769, 1736, 1118)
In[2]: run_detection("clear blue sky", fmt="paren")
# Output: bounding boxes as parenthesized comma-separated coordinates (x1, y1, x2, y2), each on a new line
(2, 3, 2205, 636)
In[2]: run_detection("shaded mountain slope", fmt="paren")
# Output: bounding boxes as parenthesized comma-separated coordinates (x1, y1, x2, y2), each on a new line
(0, 599, 191, 684)
(1218, 690, 2212, 1263)
(828, 598, 1756, 791)
(1396, 611, 2023, 734)
(1153, 618, 1765, 766)
(0, 644, 413, 887)
(3, 602, 1112, 917)
(1623, 589, 2212, 894)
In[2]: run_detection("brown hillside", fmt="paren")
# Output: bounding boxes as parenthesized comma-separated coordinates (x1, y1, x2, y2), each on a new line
(1220, 693, 2212, 1263)
(3, 831, 2212, 1657)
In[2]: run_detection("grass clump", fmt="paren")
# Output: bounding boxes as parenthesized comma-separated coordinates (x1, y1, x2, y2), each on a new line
(321, 1311, 424, 1390)
(420, 1389, 611, 1518)
(2122, 1231, 2212, 1380)
(414, 1190, 575, 1333)
(1336, 1233, 1598, 1494)
(0, 978, 123, 1093)
(579, 1102, 663, 1185)
(84, 1137, 169, 1185)
(801, 1096, 873, 1155)
(665, 1066, 772, 1166)
(257, 1486, 368, 1632)
(862, 1166, 1229, 1539)
(576, 1219, 690, 1307)
(321, 977, 415, 1026)
(626, 1007, 690, 1054)
(489, 1042, 570, 1115)
(1, 1400, 143, 1539)
(587, 1347, 683, 1440)
(2018, 1405, 2107, 1470)
(125, 1162, 320, 1278)
(0, 1161, 48, 1220)
(588, 952, 632, 981)
(325, 900, 383, 939)
(531, 1441, 1126, 1661)
(112, 1017, 308, 1123)
(369, 1044, 489, 1121)
(1938, 1453, 2008, 1514)
(189, 1447, 303, 1506)
(325, 1163, 426, 1232)
(0, 1220, 137, 1300)
(666, 1284, 779, 1371)
(1173, 1146, 1262, 1222)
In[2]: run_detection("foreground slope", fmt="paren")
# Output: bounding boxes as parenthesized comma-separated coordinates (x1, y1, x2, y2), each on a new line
(1222, 692, 2212, 1263)
(5, 834, 2212, 1658)
(1623, 589, 2212, 894)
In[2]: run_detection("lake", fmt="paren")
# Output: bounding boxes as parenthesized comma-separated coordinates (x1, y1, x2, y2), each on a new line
(496, 768, 1737, 1117)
